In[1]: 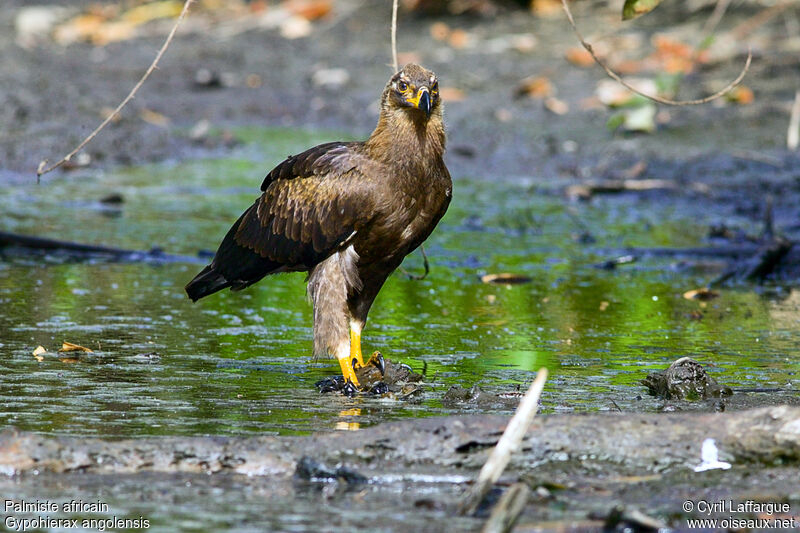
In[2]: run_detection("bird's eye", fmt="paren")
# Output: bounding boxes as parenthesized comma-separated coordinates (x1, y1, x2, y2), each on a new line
(397, 80, 409, 92)
(431, 82, 439, 94)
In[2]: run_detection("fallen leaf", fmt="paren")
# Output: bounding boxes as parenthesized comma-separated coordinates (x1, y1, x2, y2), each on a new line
(59, 358, 81, 364)
(651, 35, 694, 74)
(430, 21, 450, 41)
(448, 29, 470, 49)
(531, 0, 563, 17)
(622, 0, 662, 20)
(565, 47, 594, 67)
(285, 0, 332, 21)
(121, 1, 183, 25)
(32, 345, 47, 362)
(599, 301, 610, 311)
(726, 86, 754, 105)
(683, 288, 719, 301)
(544, 96, 569, 115)
(481, 273, 533, 285)
(515, 76, 553, 99)
(140, 109, 170, 127)
(59, 341, 93, 353)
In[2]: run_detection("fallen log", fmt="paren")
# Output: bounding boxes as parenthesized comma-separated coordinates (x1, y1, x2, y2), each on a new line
(0, 231, 205, 264)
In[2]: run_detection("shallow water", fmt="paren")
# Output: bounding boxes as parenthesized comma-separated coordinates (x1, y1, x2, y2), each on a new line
(1, 128, 799, 439)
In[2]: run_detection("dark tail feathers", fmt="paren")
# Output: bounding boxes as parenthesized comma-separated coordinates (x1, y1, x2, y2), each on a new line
(185, 265, 232, 302)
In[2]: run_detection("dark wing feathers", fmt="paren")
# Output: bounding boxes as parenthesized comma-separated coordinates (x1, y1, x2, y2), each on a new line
(186, 142, 377, 301)
(260, 141, 356, 190)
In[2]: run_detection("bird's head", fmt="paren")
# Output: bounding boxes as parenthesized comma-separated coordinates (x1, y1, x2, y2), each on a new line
(384, 64, 440, 119)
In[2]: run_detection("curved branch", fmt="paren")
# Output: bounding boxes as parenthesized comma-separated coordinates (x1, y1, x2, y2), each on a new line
(37, 0, 195, 181)
(391, 0, 399, 72)
(560, 0, 751, 107)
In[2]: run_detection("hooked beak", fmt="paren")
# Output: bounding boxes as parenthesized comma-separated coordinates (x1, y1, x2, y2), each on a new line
(408, 87, 432, 118)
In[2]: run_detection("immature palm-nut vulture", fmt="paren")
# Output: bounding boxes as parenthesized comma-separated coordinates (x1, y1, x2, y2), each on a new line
(186, 64, 452, 394)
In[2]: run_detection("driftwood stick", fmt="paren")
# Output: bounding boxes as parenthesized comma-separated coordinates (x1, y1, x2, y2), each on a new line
(459, 368, 548, 516)
(481, 483, 530, 533)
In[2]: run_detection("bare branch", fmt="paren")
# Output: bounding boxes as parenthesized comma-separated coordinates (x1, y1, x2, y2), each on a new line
(391, 0, 399, 71)
(560, 0, 751, 107)
(36, 0, 195, 181)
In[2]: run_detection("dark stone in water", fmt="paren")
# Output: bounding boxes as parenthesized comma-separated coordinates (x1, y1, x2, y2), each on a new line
(294, 456, 368, 484)
(642, 357, 733, 400)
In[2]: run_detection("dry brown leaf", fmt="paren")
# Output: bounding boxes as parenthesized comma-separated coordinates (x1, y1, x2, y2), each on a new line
(430, 21, 450, 41)
(565, 47, 594, 68)
(140, 109, 170, 127)
(53, 13, 106, 45)
(683, 288, 719, 301)
(651, 35, 696, 74)
(448, 29, 470, 49)
(544, 96, 569, 115)
(32, 345, 47, 362)
(531, 0, 563, 17)
(285, 0, 332, 21)
(59, 341, 93, 353)
(121, 1, 183, 25)
(726, 86, 754, 105)
(481, 273, 533, 285)
(515, 76, 553, 99)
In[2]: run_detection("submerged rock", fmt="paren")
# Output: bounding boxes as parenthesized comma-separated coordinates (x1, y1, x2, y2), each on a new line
(642, 357, 733, 400)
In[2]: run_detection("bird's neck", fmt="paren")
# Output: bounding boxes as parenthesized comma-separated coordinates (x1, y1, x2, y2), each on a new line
(365, 107, 446, 170)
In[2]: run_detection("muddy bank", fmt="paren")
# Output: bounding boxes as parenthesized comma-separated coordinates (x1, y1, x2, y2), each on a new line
(3, 407, 800, 531)
(3, 406, 799, 476)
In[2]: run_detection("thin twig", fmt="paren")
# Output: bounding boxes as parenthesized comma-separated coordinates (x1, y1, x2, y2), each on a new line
(391, 0, 399, 71)
(788, 90, 800, 150)
(459, 368, 548, 516)
(560, 0, 751, 107)
(732, 0, 793, 40)
(36, 0, 195, 181)
(702, 0, 733, 35)
(399, 244, 430, 280)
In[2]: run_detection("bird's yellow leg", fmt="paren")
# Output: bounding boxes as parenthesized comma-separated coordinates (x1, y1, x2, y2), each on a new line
(350, 323, 365, 368)
(350, 322, 385, 375)
(337, 354, 360, 388)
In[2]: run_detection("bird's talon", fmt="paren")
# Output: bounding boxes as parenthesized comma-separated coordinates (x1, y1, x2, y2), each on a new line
(368, 382, 389, 395)
(370, 351, 386, 376)
(351, 357, 359, 371)
(342, 379, 359, 397)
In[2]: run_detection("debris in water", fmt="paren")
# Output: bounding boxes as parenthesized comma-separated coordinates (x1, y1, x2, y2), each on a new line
(480, 273, 532, 285)
(683, 288, 719, 301)
(32, 345, 47, 361)
(294, 456, 368, 484)
(59, 341, 93, 353)
(642, 357, 732, 400)
(693, 438, 731, 472)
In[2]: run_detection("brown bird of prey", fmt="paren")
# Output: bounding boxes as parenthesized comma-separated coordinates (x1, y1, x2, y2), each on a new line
(185, 64, 452, 394)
